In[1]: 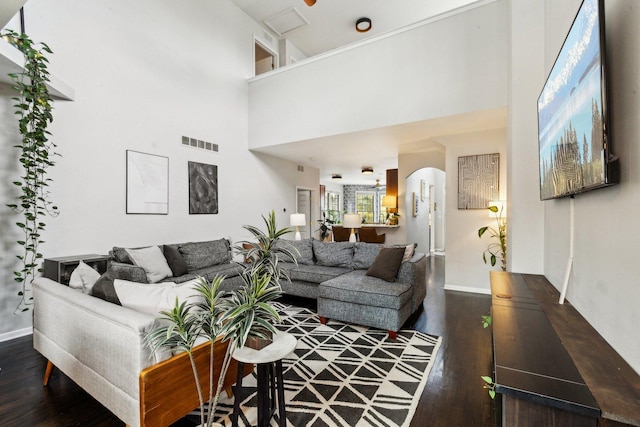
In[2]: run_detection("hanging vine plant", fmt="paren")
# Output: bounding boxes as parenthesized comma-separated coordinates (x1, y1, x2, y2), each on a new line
(3, 30, 59, 312)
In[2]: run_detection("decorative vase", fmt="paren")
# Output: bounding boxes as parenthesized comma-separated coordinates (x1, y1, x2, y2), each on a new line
(245, 331, 273, 350)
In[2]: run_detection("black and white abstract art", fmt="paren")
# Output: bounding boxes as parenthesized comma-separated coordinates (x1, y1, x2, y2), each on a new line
(458, 153, 499, 209)
(188, 161, 218, 214)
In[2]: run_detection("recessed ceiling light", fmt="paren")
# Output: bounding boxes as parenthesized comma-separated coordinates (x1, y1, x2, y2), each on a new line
(361, 167, 374, 175)
(355, 17, 372, 33)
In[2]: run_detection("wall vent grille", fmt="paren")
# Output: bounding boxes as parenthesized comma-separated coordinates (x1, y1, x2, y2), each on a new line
(182, 136, 218, 153)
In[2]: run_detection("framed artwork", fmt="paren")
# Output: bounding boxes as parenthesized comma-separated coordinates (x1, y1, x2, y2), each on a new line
(126, 150, 169, 214)
(188, 161, 218, 214)
(420, 179, 426, 201)
(412, 192, 419, 217)
(458, 153, 499, 210)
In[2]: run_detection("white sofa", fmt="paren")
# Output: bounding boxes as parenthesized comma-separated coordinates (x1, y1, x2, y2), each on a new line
(33, 277, 246, 427)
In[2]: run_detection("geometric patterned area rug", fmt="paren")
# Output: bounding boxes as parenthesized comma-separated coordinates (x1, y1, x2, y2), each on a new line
(189, 302, 442, 427)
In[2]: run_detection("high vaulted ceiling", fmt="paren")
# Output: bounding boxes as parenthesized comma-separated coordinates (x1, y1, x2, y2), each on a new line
(231, 0, 485, 57)
(233, 0, 506, 185)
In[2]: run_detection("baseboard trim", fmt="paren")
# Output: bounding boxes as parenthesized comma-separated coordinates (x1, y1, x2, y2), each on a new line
(0, 327, 33, 343)
(444, 284, 491, 295)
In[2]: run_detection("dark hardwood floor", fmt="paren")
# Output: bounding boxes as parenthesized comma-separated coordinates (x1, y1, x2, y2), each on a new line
(0, 256, 494, 426)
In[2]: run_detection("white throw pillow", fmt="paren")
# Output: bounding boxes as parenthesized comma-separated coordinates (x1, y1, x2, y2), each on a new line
(125, 246, 173, 283)
(113, 278, 204, 316)
(401, 244, 416, 263)
(68, 261, 101, 294)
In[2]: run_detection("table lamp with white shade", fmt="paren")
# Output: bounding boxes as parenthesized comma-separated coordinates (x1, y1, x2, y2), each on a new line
(342, 213, 362, 243)
(290, 213, 306, 240)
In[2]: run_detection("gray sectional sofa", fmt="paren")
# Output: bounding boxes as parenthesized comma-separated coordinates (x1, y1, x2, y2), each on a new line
(277, 239, 427, 337)
(94, 237, 427, 336)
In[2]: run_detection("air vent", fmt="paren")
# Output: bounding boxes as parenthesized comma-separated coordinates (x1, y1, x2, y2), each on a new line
(264, 7, 309, 37)
(297, 165, 304, 172)
(182, 135, 218, 153)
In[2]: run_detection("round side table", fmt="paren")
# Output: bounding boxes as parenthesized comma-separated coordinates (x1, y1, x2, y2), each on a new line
(232, 331, 297, 427)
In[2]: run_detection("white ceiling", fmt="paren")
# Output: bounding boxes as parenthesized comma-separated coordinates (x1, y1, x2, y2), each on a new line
(253, 108, 508, 185)
(231, 0, 485, 57)
(233, 0, 505, 185)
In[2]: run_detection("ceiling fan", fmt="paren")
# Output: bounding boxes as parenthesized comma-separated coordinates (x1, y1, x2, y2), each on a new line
(304, 0, 316, 6)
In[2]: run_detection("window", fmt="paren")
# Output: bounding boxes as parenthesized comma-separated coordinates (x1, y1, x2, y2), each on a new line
(355, 191, 376, 223)
(325, 192, 340, 223)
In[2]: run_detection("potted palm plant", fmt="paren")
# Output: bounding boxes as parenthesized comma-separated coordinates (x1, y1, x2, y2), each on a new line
(229, 210, 298, 349)
(145, 211, 297, 425)
(145, 276, 232, 427)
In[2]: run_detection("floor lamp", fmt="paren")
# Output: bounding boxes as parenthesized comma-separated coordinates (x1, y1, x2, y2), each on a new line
(343, 213, 361, 243)
(290, 213, 306, 240)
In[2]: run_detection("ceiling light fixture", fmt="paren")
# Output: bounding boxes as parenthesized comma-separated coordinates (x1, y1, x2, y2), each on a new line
(355, 17, 372, 33)
(361, 167, 374, 175)
(331, 174, 342, 180)
(304, 0, 316, 6)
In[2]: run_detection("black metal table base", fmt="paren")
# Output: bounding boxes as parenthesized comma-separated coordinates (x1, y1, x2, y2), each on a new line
(232, 359, 286, 427)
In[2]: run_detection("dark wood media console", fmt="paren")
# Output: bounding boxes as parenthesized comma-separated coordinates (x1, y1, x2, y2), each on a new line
(490, 271, 640, 426)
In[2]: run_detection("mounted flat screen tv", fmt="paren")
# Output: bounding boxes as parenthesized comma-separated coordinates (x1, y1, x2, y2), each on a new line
(537, 0, 619, 201)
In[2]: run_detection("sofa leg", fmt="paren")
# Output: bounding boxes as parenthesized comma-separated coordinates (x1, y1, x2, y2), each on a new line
(319, 316, 327, 325)
(226, 386, 233, 398)
(43, 360, 55, 386)
(388, 331, 397, 340)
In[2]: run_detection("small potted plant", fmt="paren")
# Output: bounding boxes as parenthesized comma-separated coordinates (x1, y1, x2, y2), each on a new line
(478, 204, 507, 271)
(386, 211, 400, 225)
(317, 211, 335, 241)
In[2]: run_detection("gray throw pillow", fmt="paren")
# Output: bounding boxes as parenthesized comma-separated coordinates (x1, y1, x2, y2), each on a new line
(179, 239, 231, 271)
(353, 242, 383, 269)
(163, 245, 188, 276)
(91, 270, 122, 305)
(109, 263, 149, 283)
(366, 246, 406, 282)
(277, 239, 314, 265)
(312, 239, 355, 268)
(111, 246, 133, 264)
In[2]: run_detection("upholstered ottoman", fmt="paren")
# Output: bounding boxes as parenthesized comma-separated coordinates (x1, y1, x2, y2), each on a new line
(317, 270, 414, 339)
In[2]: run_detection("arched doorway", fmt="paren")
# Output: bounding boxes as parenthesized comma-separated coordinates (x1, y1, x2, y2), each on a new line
(405, 168, 445, 255)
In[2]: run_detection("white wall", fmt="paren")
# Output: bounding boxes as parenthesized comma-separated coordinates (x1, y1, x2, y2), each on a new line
(507, 0, 545, 274)
(437, 128, 507, 293)
(247, 0, 508, 147)
(405, 168, 445, 255)
(540, 0, 640, 374)
(279, 39, 308, 67)
(0, 0, 319, 339)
